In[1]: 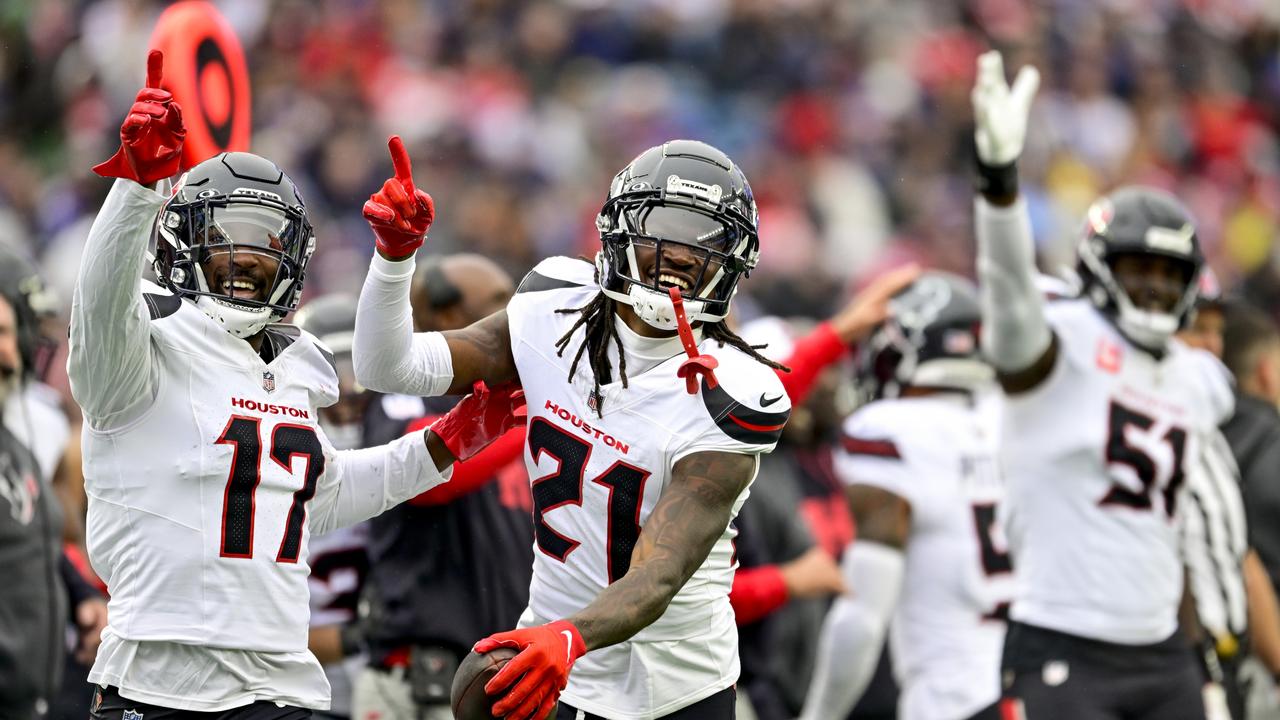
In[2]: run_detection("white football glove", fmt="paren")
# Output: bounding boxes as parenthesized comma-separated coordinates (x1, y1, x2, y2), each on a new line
(972, 50, 1040, 166)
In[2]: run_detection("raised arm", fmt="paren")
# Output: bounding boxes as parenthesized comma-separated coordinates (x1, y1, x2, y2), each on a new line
(475, 450, 758, 720)
(70, 51, 185, 429)
(972, 50, 1057, 393)
(800, 485, 909, 720)
(353, 136, 517, 396)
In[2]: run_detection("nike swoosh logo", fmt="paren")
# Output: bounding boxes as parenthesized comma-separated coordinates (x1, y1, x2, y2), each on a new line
(759, 393, 783, 407)
(561, 630, 574, 661)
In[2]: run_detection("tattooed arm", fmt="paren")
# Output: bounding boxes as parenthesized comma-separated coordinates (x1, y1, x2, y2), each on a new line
(800, 485, 910, 720)
(568, 450, 757, 649)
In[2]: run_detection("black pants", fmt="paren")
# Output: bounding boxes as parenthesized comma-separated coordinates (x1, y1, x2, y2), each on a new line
(90, 686, 312, 720)
(556, 686, 735, 720)
(1001, 621, 1206, 720)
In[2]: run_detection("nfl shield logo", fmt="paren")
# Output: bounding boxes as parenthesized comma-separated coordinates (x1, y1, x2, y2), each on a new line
(123, 710, 144, 720)
(262, 370, 276, 393)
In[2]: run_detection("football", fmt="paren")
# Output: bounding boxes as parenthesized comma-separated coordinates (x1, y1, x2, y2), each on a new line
(450, 647, 558, 720)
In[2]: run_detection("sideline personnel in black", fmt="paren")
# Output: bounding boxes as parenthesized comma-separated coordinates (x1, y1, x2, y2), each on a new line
(1221, 305, 1280, 598)
(0, 261, 107, 719)
(353, 254, 531, 720)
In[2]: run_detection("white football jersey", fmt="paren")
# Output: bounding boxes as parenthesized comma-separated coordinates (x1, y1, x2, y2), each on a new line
(83, 285, 343, 651)
(70, 179, 446, 711)
(836, 393, 1010, 720)
(507, 257, 790, 720)
(1002, 299, 1234, 644)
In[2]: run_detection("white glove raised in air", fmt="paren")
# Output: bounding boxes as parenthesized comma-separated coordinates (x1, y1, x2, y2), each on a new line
(972, 50, 1040, 167)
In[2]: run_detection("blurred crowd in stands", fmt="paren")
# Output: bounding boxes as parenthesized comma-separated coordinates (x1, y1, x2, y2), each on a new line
(2, 0, 1279, 337)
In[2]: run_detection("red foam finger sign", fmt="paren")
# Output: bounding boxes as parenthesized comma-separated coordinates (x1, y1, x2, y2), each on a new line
(149, 1, 251, 170)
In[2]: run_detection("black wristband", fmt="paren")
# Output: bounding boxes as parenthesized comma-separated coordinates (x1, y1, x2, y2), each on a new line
(975, 159, 1019, 199)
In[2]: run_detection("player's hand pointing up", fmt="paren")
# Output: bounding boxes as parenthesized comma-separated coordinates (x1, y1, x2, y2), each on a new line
(365, 135, 436, 261)
(93, 50, 186, 186)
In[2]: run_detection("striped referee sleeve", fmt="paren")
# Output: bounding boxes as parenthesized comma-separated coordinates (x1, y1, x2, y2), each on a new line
(1180, 428, 1250, 638)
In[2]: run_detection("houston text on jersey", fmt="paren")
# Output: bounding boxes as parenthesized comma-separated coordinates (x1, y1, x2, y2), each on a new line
(230, 396, 312, 419)
(543, 399, 630, 454)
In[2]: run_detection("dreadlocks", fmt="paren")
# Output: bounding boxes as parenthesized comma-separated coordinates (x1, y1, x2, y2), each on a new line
(554, 265, 789, 417)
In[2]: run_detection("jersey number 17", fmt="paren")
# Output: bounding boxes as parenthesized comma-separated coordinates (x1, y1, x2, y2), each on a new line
(216, 415, 323, 563)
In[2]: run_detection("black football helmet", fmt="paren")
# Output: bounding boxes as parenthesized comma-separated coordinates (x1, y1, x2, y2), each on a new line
(595, 139, 759, 330)
(856, 271, 992, 401)
(293, 293, 356, 356)
(1075, 186, 1202, 350)
(0, 243, 58, 380)
(154, 152, 315, 338)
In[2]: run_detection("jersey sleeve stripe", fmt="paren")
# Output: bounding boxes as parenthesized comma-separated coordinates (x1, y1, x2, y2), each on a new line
(840, 435, 902, 459)
(727, 413, 786, 433)
(699, 378, 789, 445)
(316, 345, 337, 375)
(142, 291, 181, 320)
(516, 270, 587, 295)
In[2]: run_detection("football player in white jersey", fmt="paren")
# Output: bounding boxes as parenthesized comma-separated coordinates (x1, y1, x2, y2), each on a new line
(355, 137, 904, 720)
(800, 272, 1010, 720)
(971, 50, 1230, 719)
(71, 52, 522, 719)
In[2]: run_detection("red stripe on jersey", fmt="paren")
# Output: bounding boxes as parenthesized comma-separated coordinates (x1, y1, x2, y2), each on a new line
(727, 413, 786, 433)
(841, 435, 901, 459)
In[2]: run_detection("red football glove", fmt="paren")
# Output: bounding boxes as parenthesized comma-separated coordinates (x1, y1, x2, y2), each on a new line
(670, 287, 719, 393)
(429, 380, 526, 462)
(364, 135, 435, 260)
(474, 620, 587, 720)
(93, 50, 186, 186)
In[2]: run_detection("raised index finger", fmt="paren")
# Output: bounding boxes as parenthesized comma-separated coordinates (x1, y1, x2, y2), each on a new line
(387, 135, 415, 194)
(146, 50, 164, 90)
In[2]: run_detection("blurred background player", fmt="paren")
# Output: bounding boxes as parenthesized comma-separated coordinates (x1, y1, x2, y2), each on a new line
(294, 294, 375, 720)
(972, 50, 1230, 719)
(800, 272, 1009, 720)
(354, 253, 531, 720)
(72, 53, 511, 720)
(730, 283, 930, 720)
(355, 138, 800, 720)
